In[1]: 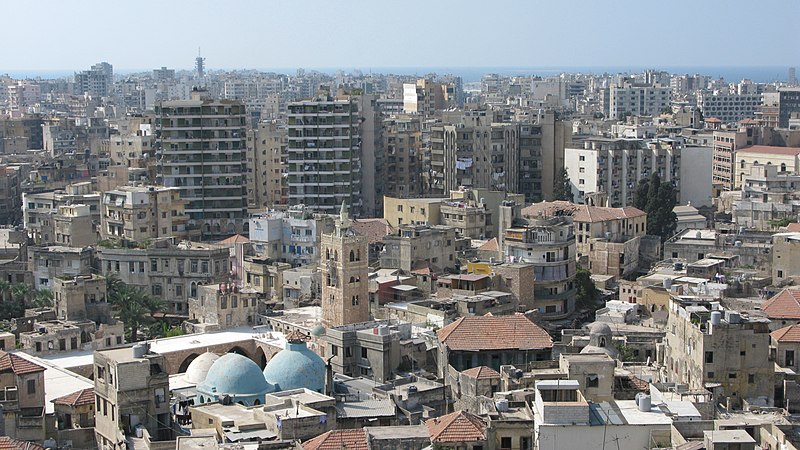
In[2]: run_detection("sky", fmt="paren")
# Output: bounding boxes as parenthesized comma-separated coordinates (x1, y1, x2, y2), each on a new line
(2, 0, 798, 73)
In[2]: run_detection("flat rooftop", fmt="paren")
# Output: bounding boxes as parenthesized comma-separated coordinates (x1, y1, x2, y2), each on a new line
(11, 351, 93, 414)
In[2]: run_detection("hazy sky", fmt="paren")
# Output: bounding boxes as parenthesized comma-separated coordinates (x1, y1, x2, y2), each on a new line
(4, 0, 798, 72)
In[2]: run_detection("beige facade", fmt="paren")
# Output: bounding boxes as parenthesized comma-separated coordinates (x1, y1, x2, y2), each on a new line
(734, 145, 800, 189)
(663, 297, 773, 407)
(53, 204, 96, 247)
(383, 197, 442, 228)
(94, 347, 171, 449)
(712, 130, 748, 191)
(383, 115, 424, 198)
(101, 185, 188, 243)
(734, 164, 800, 230)
(773, 233, 800, 286)
(321, 207, 370, 327)
(0, 352, 46, 442)
(380, 224, 460, 273)
(242, 256, 291, 304)
(246, 120, 287, 210)
(53, 274, 110, 323)
(187, 283, 260, 332)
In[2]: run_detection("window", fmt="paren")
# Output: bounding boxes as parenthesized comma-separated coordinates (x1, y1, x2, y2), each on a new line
(501, 437, 512, 450)
(190, 259, 198, 272)
(748, 374, 755, 384)
(152, 285, 162, 296)
(175, 285, 183, 297)
(331, 345, 338, 356)
(27, 379, 36, 394)
(705, 351, 713, 364)
(787, 350, 795, 366)
(397, 205, 403, 212)
(151, 259, 158, 272)
(129, 262, 135, 273)
(201, 261, 209, 273)
(361, 347, 368, 358)
(345, 347, 352, 357)
(586, 374, 599, 388)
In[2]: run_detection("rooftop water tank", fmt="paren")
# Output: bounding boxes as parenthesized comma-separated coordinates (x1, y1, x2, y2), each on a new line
(710, 311, 722, 326)
(638, 394, 651, 412)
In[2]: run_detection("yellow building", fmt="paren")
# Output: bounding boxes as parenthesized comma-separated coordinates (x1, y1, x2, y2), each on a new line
(734, 145, 800, 189)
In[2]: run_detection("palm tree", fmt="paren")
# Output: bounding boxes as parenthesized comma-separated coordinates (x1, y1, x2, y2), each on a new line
(105, 273, 125, 300)
(11, 283, 31, 307)
(32, 289, 54, 308)
(111, 285, 166, 342)
(0, 280, 10, 303)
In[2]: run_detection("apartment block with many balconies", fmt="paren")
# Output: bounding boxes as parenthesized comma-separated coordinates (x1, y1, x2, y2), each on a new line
(155, 90, 248, 240)
(287, 97, 363, 216)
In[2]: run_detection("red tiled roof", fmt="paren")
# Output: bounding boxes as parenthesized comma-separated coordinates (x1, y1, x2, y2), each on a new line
(705, 118, 722, 123)
(352, 218, 393, 245)
(437, 315, 553, 351)
(462, 366, 501, 379)
(521, 201, 645, 223)
(426, 410, 487, 443)
(737, 145, 800, 156)
(218, 234, 250, 244)
(52, 388, 94, 407)
(762, 289, 800, 319)
(0, 351, 46, 375)
(478, 238, 499, 251)
(303, 429, 368, 450)
(783, 223, 800, 232)
(0, 437, 45, 450)
(772, 324, 800, 343)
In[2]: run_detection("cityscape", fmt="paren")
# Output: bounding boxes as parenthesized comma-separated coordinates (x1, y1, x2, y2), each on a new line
(0, 2, 799, 450)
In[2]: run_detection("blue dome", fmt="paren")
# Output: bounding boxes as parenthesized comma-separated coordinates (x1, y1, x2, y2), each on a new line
(196, 353, 270, 405)
(263, 340, 325, 393)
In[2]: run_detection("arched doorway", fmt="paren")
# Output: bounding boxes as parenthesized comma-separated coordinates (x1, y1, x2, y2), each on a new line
(228, 346, 250, 359)
(178, 353, 200, 374)
(255, 347, 267, 369)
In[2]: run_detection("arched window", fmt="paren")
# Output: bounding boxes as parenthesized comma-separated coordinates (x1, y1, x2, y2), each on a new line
(334, 250, 338, 261)
(356, 249, 361, 261)
(781, 163, 787, 172)
(349, 276, 356, 284)
(599, 337, 606, 347)
(740, 160, 746, 169)
(349, 250, 355, 262)
(326, 248, 330, 260)
(190, 282, 197, 298)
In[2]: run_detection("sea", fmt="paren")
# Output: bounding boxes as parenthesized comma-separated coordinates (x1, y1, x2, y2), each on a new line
(2, 66, 794, 83)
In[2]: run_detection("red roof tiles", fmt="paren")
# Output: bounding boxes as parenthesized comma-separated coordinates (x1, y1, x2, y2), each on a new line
(762, 289, 800, 319)
(478, 238, 499, 251)
(0, 437, 45, 450)
(351, 218, 393, 245)
(437, 315, 553, 351)
(521, 201, 645, 223)
(426, 410, 487, 443)
(0, 351, 46, 375)
(461, 366, 501, 379)
(52, 388, 95, 407)
(303, 429, 368, 450)
(772, 324, 800, 343)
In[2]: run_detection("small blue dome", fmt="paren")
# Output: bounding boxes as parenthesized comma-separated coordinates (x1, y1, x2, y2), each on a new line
(263, 334, 325, 393)
(197, 353, 270, 405)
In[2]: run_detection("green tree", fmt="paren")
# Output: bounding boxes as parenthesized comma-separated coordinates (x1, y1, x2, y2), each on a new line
(32, 289, 53, 308)
(575, 268, 600, 310)
(635, 173, 678, 242)
(553, 167, 574, 202)
(111, 284, 166, 342)
(0, 281, 24, 320)
(11, 283, 31, 306)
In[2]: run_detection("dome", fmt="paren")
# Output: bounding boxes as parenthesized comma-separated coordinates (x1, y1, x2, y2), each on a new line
(310, 324, 326, 337)
(183, 352, 219, 385)
(588, 322, 612, 337)
(197, 353, 271, 405)
(580, 344, 620, 359)
(263, 331, 325, 393)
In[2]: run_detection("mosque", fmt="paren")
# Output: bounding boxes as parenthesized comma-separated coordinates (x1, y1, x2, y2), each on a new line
(186, 330, 325, 406)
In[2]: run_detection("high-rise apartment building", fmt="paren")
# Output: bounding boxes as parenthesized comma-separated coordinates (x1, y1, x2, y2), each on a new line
(155, 90, 248, 239)
(609, 80, 671, 118)
(711, 130, 748, 191)
(779, 88, 800, 128)
(74, 62, 113, 97)
(287, 96, 363, 216)
(246, 120, 287, 209)
(382, 115, 423, 198)
(696, 90, 761, 124)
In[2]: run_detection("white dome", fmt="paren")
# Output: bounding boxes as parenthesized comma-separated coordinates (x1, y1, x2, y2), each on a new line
(183, 352, 220, 385)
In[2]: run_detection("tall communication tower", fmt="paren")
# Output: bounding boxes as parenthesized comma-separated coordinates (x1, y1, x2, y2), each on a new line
(195, 47, 205, 79)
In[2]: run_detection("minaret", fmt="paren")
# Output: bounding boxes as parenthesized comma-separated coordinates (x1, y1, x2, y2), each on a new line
(321, 202, 369, 327)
